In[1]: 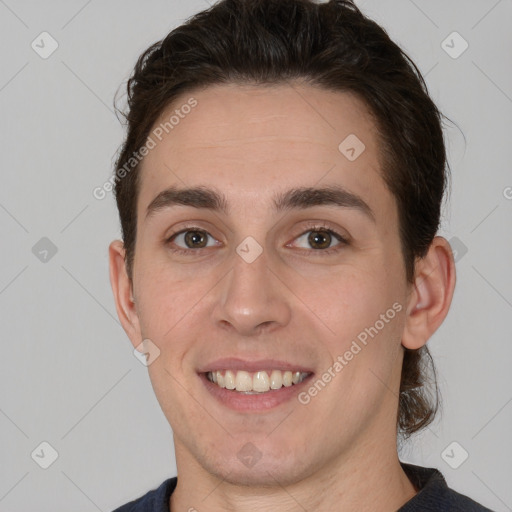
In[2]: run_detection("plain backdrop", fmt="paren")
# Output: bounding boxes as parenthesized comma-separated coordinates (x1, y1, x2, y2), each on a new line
(0, 0, 511, 510)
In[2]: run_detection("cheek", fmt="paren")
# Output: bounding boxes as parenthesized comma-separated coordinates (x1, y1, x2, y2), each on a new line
(309, 268, 384, 336)
(134, 261, 202, 346)
(309, 263, 405, 367)
(312, 269, 405, 421)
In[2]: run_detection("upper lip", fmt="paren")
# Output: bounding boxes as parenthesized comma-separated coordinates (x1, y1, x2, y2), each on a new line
(197, 357, 314, 374)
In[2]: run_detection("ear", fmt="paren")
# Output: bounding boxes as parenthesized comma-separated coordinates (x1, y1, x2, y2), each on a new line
(109, 239, 142, 349)
(401, 236, 456, 350)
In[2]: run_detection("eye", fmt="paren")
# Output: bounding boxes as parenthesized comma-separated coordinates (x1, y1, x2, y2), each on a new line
(166, 227, 219, 254)
(289, 226, 348, 255)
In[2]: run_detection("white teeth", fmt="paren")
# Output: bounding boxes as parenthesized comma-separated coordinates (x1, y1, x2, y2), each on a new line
(270, 370, 282, 389)
(282, 371, 293, 387)
(224, 370, 236, 390)
(253, 371, 270, 392)
(235, 371, 252, 392)
(206, 369, 310, 393)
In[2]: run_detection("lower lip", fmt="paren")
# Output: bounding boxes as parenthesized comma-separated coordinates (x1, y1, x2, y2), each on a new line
(199, 373, 314, 412)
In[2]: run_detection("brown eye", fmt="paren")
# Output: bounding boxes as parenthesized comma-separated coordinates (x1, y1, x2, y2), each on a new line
(167, 228, 216, 253)
(308, 230, 333, 250)
(183, 230, 208, 248)
(293, 227, 346, 253)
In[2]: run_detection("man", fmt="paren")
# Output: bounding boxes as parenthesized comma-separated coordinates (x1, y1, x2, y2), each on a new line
(109, 0, 492, 510)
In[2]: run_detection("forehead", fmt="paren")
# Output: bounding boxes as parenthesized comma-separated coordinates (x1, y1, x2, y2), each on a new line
(136, 82, 394, 224)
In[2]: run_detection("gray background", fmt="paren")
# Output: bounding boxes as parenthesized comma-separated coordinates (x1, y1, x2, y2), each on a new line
(0, 0, 511, 510)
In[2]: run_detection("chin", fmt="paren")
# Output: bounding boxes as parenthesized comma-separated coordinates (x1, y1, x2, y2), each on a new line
(201, 444, 313, 488)
(217, 462, 308, 488)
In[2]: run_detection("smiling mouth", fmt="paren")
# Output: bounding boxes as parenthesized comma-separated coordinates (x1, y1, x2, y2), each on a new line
(205, 369, 312, 393)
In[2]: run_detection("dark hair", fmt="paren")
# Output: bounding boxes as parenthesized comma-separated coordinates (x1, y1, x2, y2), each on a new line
(113, 0, 449, 440)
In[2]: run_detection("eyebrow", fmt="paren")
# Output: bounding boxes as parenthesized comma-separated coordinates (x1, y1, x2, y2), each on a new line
(145, 184, 376, 222)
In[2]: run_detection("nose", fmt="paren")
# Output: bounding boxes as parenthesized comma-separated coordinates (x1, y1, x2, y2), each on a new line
(212, 245, 292, 337)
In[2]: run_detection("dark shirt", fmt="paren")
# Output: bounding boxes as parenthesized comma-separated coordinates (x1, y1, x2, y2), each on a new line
(112, 462, 494, 511)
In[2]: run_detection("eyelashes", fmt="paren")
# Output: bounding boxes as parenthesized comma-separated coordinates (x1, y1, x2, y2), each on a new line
(165, 223, 349, 257)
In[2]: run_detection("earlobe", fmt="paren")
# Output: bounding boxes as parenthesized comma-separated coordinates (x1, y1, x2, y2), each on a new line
(401, 236, 456, 350)
(108, 240, 142, 348)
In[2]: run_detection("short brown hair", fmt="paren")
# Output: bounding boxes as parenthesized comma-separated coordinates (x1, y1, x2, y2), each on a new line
(113, 0, 449, 440)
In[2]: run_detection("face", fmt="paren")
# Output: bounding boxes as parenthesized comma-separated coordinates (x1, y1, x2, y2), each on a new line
(116, 83, 415, 486)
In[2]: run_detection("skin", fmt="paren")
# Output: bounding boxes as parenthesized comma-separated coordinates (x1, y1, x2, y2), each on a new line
(109, 82, 456, 511)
